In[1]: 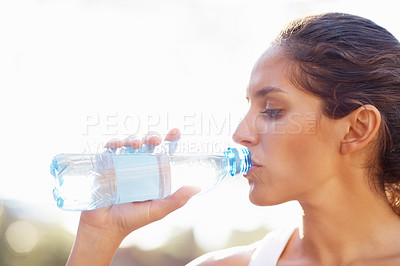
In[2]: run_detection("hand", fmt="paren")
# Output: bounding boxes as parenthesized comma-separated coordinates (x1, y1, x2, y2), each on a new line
(67, 129, 200, 266)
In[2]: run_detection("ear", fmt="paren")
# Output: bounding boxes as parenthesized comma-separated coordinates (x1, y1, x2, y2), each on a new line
(340, 105, 381, 155)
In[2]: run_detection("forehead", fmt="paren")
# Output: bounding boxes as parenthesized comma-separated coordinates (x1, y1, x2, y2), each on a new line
(246, 46, 293, 100)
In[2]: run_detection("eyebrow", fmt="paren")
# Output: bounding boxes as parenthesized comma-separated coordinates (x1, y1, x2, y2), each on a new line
(246, 86, 287, 102)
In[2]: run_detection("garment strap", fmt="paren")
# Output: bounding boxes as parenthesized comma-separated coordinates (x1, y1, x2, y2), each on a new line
(248, 227, 296, 266)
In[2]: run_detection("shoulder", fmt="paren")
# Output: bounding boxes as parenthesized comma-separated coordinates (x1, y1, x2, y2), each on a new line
(187, 227, 297, 266)
(186, 244, 257, 266)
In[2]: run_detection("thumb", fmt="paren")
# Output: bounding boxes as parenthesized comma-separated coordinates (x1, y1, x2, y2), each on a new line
(148, 186, 201, 222)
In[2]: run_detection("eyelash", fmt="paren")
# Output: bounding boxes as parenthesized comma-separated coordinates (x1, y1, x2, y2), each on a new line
(260, 109, 283, 118)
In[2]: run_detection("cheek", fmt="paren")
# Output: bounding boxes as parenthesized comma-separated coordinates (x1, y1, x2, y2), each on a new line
(268, 135, 315, 177)
(260, 130, 330, 188)
(249, 113, 338, 203)
(266, 113, 333, 173)
(248, 136, 327, 206)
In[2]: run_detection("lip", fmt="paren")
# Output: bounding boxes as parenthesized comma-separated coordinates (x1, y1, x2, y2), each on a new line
(244, 160, 260, 177)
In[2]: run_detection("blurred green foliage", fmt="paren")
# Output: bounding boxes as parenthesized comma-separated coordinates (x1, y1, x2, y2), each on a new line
(111, 226, 270, 265)
(0, 202, 74, 266)
(0, 201, 269, 266)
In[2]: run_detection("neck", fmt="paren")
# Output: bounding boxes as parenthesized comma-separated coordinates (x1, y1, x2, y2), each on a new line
(296, 178, 400, 265)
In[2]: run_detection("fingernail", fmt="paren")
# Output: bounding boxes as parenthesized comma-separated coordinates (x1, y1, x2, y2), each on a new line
(145, 132, 162, 146)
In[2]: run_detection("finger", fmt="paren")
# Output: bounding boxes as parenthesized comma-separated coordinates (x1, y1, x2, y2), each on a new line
(148, 186, 200, 222)
(123, 135, 142, 149)
(142, 131, 162, 146)
(165, 128, 181, 154)
(165, 128, 181, 141)
(104, 138, 124, 149)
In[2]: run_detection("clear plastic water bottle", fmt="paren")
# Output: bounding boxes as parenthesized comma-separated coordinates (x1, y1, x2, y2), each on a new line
(50, 142, 251, 211)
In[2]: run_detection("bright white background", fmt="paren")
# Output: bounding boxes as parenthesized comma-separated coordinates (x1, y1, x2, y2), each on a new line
(1, 0, 399, 251)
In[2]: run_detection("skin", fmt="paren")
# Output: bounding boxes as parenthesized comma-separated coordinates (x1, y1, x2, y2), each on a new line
(66, 129, 200, 266)
(191, 46, 400, 265)
(67, 47, 400, 265)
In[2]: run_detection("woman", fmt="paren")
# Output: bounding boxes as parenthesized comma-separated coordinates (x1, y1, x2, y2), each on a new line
(67, 13, 400, 265)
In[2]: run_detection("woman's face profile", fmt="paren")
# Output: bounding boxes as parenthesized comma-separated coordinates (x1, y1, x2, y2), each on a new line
(233, 46, 345, 206)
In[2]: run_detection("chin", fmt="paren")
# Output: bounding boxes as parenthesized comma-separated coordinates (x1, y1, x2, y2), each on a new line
(248, 186, 285, 207)
(248, 188, 270, 206)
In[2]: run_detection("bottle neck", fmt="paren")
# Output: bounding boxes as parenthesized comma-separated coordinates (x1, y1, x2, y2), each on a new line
(225, 147, 251, 176)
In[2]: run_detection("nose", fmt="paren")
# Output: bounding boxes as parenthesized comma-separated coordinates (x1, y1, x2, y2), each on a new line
(232, 114, 258, 147)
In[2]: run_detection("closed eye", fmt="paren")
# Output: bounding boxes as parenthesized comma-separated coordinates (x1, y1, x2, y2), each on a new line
(260, 109, 282, 118)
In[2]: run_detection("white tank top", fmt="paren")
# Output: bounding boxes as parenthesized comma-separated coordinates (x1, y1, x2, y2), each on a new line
(249, 227, 296, 266)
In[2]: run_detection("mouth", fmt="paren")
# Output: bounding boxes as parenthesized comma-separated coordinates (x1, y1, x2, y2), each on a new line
(244, 160, 260, 177)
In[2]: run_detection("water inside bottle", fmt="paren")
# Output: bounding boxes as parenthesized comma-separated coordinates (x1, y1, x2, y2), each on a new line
(112, 153, 171, 203)
(50, 146, 250, 210)
(51, 154, 116, 210)
(168, 154, 229, 193)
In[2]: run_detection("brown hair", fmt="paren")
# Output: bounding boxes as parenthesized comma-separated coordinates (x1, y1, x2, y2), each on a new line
(275, 13, 400, 214)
